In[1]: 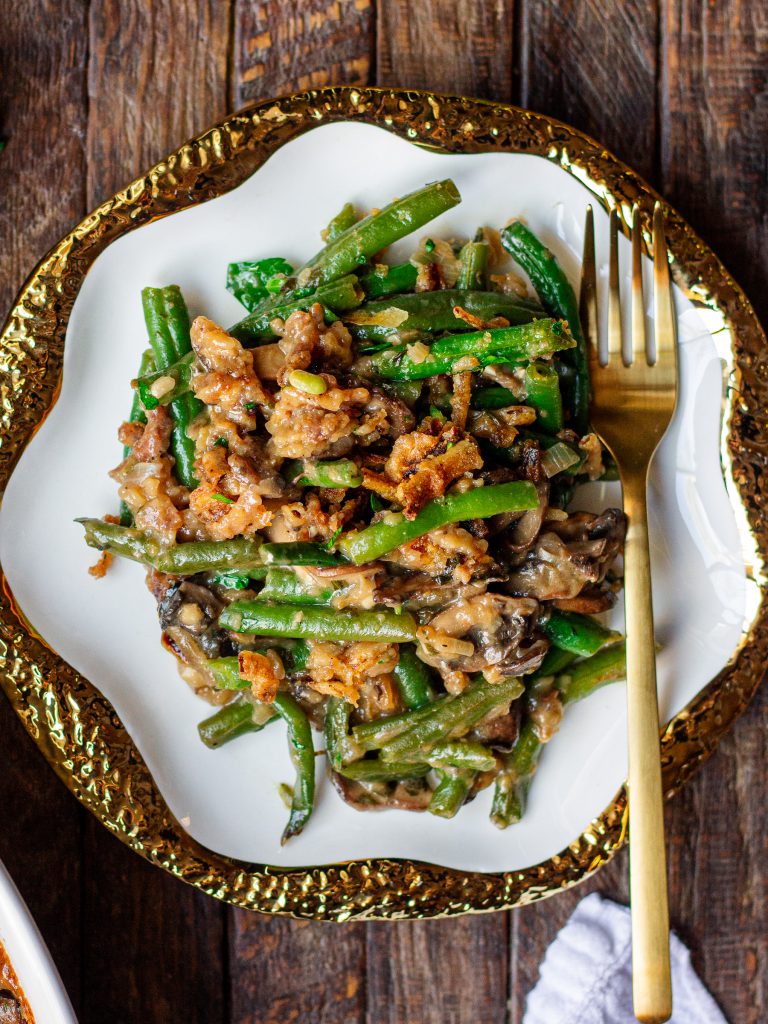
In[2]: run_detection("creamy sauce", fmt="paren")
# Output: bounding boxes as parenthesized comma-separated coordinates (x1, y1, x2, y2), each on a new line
(0, 938, 34, 1023)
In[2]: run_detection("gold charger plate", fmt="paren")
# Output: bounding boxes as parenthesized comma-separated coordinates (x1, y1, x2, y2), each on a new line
(0, 87, 766, 921)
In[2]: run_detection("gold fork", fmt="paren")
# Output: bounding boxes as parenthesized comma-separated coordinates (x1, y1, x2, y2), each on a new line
(580, 203, 677, 1023)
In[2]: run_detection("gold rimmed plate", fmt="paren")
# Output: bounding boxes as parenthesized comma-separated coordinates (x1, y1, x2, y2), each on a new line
(0, 88, 765, 920)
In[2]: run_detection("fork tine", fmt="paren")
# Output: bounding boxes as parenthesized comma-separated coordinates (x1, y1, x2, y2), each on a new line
(608, 208, 623, 363)
(579, 205, 599, 365)
(630, 205, 648, 365)
(653, 203, 677, 366)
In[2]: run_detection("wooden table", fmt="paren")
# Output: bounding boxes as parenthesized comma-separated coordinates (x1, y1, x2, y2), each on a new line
(1, 2, 766, 1021)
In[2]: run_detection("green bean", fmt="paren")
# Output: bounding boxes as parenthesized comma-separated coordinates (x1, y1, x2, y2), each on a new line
(471, 386, 519, 411)
(380, 676, 523, 762)
(338, 758, 431, 783)
(421, 741, 496, 772)
(501, 222, 589, 433)
(78, 518, 265, 575)
(559, 639, 628, 705)
(381, 379, 423, 407)
(256, 568, 336, 607)
(344, 289, 544, 341)
(259, 542, 346, 567)
(359, 262, 418, 299)
(209, 568, 268, 590)
(491, 641, 627, 828)
(136, 352, 194, 410)
(120, 348, 154, 525)
(457, 239, 489, 290)
(285, 458, 362, 489)
(296, 179, 461, 290)
(489, 724, 539, 828)
(230, 274, 364, 344)
(338, 481, 538, 564)
(535, 646, 578, 678)
(288, 639, 311, 673)
(323, 202, 357, 241)
(219, 602, 418, 643)
(141, 286, 202, 488)
(227, 257, 294, 311)
(542, 610, 621, 658)
(363, 319, 574, 381)
(393, 645, 436, 710)
(524, 360, 563, 433)
(197, 699, 277, 749)
(352, 696, 450, 752)
(428, 768, 475, 818)
(324, 697, 360, 771)
(273, 691, 315, 843)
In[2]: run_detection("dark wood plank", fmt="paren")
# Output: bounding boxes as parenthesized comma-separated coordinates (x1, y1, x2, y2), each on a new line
(376, 0, 514, 100)
(661, 0, 768, 322)
(0, 699, 84, 1015)
(86, 0, 231, 205)
(79, 4, 232, 1021)
(81, 839, 227, 1024)
(662, 688, 768, 1024)
(0, 0, 89, 316)
(366, 917, 509, 1024)
(516, 0, 659, 180)
(233, 0, 375, 109)
(228, 915, 366, 1023)
(0, 1, 90, 1014)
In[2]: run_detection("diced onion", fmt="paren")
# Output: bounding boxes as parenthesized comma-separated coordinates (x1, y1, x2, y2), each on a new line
(541, 442, 581, 478)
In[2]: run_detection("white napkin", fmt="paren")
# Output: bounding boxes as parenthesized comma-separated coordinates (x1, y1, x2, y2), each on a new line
(523, 893, 728, 1024)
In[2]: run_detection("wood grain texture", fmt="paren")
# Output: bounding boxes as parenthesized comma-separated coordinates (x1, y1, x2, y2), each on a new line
(0, 0, 89, 317)
(516, 0, 659, 179)
(376, 0, 514, 99)
(80, 837, 226, 1024)
(0, 700, 84, 1015)
(0, 1, 89, 1014)
(366, 916, 509, 1024)
(86, 0, 231, 205)
(233, 0, 374, 108)
(228, 915, 366, 1023)
(661, 0, 768, 322)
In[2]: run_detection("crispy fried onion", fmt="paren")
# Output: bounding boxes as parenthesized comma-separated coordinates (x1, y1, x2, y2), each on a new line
(384, 523, 493, 585)
(506, 509, 626, 601)
(238, 650, 284, 704)
(362, 421, 482, 519)
(452, 305, 510, 330)
(305, 640, 398, 705)
(417, 593, 547, 680)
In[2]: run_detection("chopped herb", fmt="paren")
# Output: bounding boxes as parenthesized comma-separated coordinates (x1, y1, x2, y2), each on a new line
(243, 402, 258, 412)
(324, 527, 343, 551)
(213, 437, 229, 448)
(211, 493, 235, 504)
(370, 494, 384, 513)
(424, 238, 435, 253)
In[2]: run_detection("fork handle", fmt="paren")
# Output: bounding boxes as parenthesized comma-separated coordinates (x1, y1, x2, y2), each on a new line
(623, 473, 672, 1023)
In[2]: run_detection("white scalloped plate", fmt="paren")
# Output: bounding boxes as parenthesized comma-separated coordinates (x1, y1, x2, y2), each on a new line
(0, 122, 749, 871)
